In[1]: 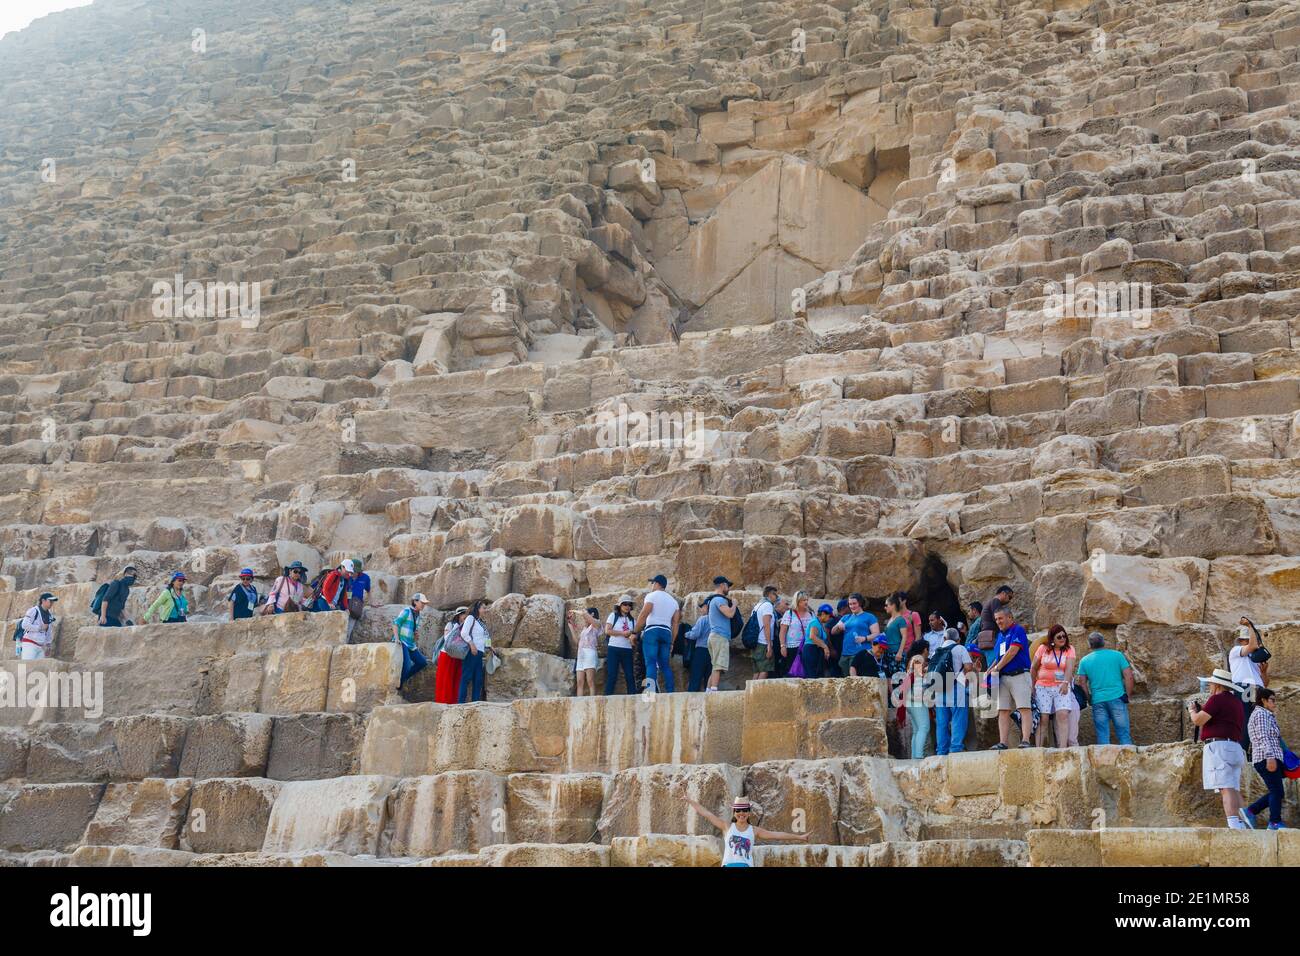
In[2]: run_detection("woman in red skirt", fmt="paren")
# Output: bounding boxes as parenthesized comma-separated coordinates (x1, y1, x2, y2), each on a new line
(434, 606, 468, 704)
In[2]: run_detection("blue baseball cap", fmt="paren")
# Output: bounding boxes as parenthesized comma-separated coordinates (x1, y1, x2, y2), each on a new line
(648, 574, 668, 587)
(239, 568, 254, 577)
(872, 636, 889, 646)
(818, 603, 834, 615)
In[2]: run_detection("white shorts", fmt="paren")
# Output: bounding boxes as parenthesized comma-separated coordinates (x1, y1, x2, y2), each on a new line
(18, 642, 47, 661)
(576, 648, 599, 672)
(1202, 739, 1245, 791)
(1035, 684, 1074, 714)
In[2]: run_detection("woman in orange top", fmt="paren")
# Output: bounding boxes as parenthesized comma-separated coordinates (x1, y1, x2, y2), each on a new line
(1030, 625, 1076, 748)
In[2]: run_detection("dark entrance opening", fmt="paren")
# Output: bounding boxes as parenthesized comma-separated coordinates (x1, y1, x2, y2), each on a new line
(911, 554, 964, 633)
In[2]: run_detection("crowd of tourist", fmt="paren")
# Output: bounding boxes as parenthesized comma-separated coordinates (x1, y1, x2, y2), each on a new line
(13, 564, 1295, 829)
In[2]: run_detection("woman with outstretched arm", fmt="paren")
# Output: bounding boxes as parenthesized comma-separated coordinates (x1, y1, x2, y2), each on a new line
(685, 796, 809, 867)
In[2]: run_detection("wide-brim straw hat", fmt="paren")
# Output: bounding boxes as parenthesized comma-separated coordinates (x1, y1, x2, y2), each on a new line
(1199, 668, 1243, 693)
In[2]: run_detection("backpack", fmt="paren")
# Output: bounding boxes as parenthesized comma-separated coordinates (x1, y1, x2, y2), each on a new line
(443, 621, 469, 660)
(740, 609, 760, 649)
(927, 643, 957, 677)
(729, 603, 744, 640)
(90, 582, 111, 616)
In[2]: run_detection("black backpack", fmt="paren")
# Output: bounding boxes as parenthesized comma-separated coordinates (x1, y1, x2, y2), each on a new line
(740, 609, 760, 649)
(89, 582, 111, 616)
(927, 643, 957, 677)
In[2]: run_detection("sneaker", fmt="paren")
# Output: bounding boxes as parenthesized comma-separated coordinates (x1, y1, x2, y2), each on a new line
(1237, 809, 1256, 830)
(990, 743, 1008, 751)
(1268, 822, 1287, 830)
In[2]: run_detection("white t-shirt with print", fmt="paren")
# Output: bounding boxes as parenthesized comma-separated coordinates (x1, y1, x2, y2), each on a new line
(643, 589, 679, 629)
(721, 823, 755, 867)
(605, 612, 636, 650)
(781, 609, 811, 648)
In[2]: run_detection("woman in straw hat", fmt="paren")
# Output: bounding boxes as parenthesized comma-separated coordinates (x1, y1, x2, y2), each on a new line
(1187, 668, 1249, 829)
(685, 796, 809, 867)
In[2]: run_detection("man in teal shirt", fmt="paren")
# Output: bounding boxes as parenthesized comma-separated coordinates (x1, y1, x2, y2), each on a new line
(1075, 632, 1135, 745)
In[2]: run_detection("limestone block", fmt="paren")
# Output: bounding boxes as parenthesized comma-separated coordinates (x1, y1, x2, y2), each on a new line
(505, 772, 606, 844)
(266, 713, 364, 780)
(179, 713, 273, 778)
(82, 778, 192, 849)
(381, 771, 506, 857)
(597, 763, 743, 839)
(262, 775, 397, 855)
(0, 783, 104, 851)
(182, 778, 283, 853)
(326, 643, 401, 713)
(608, 833, 721, 867)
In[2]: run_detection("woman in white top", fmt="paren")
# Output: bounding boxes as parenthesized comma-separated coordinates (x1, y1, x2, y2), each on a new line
(603, 597, 638, 695)
(457, 599, 491, 703)
(18, 593, 57, 660)
(777, 591, 813, 678)
(685, 796, 808, 867)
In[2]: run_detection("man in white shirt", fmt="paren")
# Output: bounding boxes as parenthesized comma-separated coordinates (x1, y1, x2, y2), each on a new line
(1229, 617, 1265, 751)
(750, 586, 779, 679)
(635, 574, 680, 693)
(922, 612, 947, 656)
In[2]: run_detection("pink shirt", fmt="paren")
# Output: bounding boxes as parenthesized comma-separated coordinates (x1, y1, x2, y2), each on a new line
(1034, 645, 1075, 689)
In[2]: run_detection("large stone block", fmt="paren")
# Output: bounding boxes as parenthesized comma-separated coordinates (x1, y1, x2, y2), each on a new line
(608, 833, 721, 867)
(82, 778, 192, 849)
(597, 763, 743, 839)
(381, 771, 506, 857)
(179, 713, 273, 778)
(0, 783, 104, 851)
(505, 772, 606, 844)
(262, 775, 397, 855)
(741, 678, 888, 764)
(326, 643, 401, 713)
(182, 777, 283, 854)
(266, 713, 364, 781)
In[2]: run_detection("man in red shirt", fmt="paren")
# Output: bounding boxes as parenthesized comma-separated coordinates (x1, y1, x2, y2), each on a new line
(1187, 668, 1247, 829)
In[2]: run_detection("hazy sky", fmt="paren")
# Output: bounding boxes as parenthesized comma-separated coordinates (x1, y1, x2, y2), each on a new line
(0, 0, 95, 41)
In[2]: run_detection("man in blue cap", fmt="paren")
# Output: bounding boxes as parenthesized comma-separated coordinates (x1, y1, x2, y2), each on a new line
(228, 569, 259, 621)
(850, 635, 894, 678)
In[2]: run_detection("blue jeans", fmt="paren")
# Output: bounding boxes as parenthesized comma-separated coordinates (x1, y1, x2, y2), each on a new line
(935, 704, 969, 755)
(458, 650, 485, 702)
(801, 643, 826, 678)
(1091, 698, 1132, 745)
(688, 643, 712, 692)
(99, 616, 124, 627)
(604, 645, 636, 695)
(399, 642, 428, 684)
(642, 626, 674, 692)
(1247, 761, 1285, 824)
(906, 705, 930, 759)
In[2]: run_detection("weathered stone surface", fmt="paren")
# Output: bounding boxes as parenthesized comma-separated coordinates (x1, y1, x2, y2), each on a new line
(262, 775, 397, 855)
(182, 778, 283, 854)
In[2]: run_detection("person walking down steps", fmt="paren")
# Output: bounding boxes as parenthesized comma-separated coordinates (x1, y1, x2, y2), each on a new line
(15, 592, 57, 660)
(684, 796, 809, 867)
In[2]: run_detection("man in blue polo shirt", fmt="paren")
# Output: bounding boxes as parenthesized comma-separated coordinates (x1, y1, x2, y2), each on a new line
(987, 606, 1033, 749)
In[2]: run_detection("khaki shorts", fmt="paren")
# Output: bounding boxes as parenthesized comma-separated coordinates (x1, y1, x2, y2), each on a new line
(995, 670, 1032, 710)
(707, 633, 730, 672)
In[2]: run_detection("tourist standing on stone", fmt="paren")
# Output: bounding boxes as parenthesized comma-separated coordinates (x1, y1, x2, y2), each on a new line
(312, 560, 355, 613)
(964, 601, 986, 667)
(702, 576, 736, 692)
(17, 593, 57, 660)
(750, 586, 780, 679)
(1229, 617, 1266, 752)
(850, 635, 892, 678)
(882, 593, 911, 663)
(569, 606, 601, 697)
(1241, 688, 1287, 830)
(987, 606, 1033, 750)
(922, 612, 947, 656)
(1075, 632, 1134, 745)
(457, 599, 491, 703)
(932, 627, 974, 755)
(901, 640, 931, 759)
(228, 569, 259, 621)
(636, 574, 681, 694)
(976, 587, 1013, 663)
(143, 572, 189, 624)
(604, 596, 639, 695)
(264, 562, 306, 614)
(392, 593, 430, 685)
(801, 603, 834, 679)
(97, 565, 137, 627)
(434, 606, 467, 704)
(894, 592, 922, 663)
(831, 593, 880, 676)
(348, 558, 372, 642)
(1188, 668, 1248, 829)
(684, 610, 713, 692)
(1030, 625, 1076, 748)
(684, 796, 809, 867)
(778, 591, 815, 678)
